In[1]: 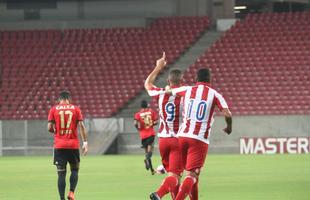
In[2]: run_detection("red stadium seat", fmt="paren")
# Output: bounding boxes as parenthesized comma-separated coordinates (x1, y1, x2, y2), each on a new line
(183, 12, 310, 116)
(0, 16, 210, 119)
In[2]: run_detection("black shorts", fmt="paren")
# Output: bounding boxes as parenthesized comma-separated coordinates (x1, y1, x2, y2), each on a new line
(141, 135, 155, 149)
(53, 149, 80, 166)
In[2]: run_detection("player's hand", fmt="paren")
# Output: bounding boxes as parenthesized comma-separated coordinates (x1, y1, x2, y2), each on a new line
(164, 85, 171, 92)
(156, 52, 167, 69)
(164, 85, 173, 94)
(223, 126, 232, 135)
(82, 142, 88, 156)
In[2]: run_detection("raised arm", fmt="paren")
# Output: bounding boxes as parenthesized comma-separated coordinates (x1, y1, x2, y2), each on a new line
(78, 121, 88, 155)
(164, 85, 188, 96)
(144, 52, 167, 90)
(222, 108, 232, 135)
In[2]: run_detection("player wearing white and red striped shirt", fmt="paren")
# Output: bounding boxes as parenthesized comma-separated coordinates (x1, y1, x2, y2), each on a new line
(145, 52, 184, 200)
(171, 68, 233, 200)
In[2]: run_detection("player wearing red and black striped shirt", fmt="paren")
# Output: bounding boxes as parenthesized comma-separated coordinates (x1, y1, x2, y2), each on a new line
(145, 52, 184, 200)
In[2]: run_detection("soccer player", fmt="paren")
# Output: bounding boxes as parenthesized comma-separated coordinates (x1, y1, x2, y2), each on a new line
(144, 52, 184, 200)
(47, 90, 88, 200)
(168, 68, 232, 200)
(134, 100, 158, 175)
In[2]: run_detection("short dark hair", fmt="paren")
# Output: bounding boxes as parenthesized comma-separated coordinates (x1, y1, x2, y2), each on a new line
(59, 90, 71, 100)
(196, 68, 211, 83)
(141, 100, 148, 108)
(168, 69, 183, 85)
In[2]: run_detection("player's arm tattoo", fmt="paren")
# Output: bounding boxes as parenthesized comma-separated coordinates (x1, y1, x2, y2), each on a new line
(78, 121, 88, 142)
(78, 121, 88, 155)
(47, 122, 55, 133)
(222, 108, 232, 134)
(134, 120, 140, 130)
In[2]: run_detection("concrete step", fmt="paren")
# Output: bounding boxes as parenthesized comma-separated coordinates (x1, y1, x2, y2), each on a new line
(87, 118, 121, 155)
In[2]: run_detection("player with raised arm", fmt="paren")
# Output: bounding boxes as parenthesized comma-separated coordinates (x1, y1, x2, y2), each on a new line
(134, 100, 158, 175)
(47, 91, 88, 200)
(145, 52, 184, 200)
(168, 68, 232, 200)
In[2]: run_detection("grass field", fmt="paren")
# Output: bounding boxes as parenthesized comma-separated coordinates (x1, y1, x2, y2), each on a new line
(0, 154, 309, 200)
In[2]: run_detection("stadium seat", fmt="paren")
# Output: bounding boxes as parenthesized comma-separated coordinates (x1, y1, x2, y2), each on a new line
(182, 12, 310, 115)
(0, 16, 209, 119)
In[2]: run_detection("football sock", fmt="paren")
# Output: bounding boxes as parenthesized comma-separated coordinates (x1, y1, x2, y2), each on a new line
(175, 176, 196, 200)
(189, 179, 199, 200)
(156, 175, 179, 198)
(57, 170, 66, 200)
(69, 169, 79, 192)
(146, 152, 154, 172)
(146, 151, 153, 159)
(148, 158, 154, 172)
(172, 183, 180, 199)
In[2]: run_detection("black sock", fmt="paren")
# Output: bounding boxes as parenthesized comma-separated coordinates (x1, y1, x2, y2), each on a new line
(57, 170, 66, 200)
(148, 158, 154, 172)
(146, 152, 154, 171)
(70, 169, 79, 192)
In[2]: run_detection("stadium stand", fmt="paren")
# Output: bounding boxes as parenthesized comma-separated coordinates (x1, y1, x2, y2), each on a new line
(183, 12, 310, 115)
(0, 16, 209, 119)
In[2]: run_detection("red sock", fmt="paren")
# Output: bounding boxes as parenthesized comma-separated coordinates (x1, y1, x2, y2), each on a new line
(189, 179, 198, 200)
(156, 176, 178, 198)
(175, 176, 196, 200)
(171, 183, 180, 199)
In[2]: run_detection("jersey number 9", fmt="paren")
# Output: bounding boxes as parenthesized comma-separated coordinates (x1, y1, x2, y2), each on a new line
(165, 102, 175, 122)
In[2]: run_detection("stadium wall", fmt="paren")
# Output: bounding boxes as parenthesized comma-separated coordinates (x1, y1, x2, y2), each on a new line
(0, 115, 309, 156)
(118, 115, 310, 154)
(0, 118, 121, 156)
(0, 0, 234, 30)
(0, 18, 147, 30)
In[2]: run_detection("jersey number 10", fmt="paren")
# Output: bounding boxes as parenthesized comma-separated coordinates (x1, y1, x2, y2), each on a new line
(187, 99, 208, 121)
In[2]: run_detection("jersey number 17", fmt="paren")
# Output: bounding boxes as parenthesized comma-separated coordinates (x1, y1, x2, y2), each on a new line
(59, 110, 73, 134)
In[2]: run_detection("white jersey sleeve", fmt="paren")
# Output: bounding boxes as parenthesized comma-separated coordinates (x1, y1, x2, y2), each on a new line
(214, 91, 228, 110)
(147, 86, 165, 97)
(171, 86, 189, 96)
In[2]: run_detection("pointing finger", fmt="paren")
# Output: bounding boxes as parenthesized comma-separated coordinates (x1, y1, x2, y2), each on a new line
(162, 52, 166, 59)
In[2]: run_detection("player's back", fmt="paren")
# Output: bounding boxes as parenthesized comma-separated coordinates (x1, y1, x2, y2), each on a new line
(158, 91, 183, 137)
(135, 108, 156, 130)
(48, 103, 83, 149)
(178, 82, 228, 143)
(135, 108, 157, 139)
(147, 86, 183, 137)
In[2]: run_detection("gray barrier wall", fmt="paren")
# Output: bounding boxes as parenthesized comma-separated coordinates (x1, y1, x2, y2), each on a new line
(1, 115, 309, 156)
(0, 120, 53, 156)
(118, 115, 310, 154)
(0, 118, 121, 156)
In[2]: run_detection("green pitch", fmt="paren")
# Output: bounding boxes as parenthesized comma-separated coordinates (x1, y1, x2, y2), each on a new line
(0, 154, 309, 200)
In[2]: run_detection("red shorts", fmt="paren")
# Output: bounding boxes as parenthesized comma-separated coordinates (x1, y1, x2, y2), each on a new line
(178, 137, 208, 171)
(159, 137, 183, 175)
